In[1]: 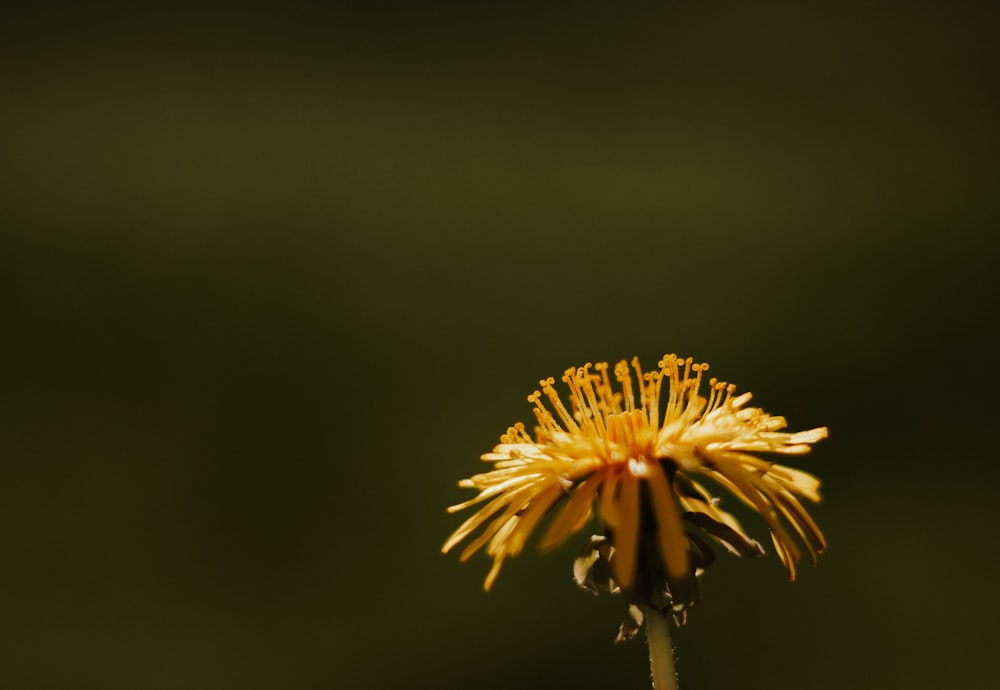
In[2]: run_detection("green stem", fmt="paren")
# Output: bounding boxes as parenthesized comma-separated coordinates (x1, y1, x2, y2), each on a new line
(645, 607, 678, 690)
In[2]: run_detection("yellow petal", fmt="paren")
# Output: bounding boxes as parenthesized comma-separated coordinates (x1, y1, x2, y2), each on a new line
(443, 482, 537, 554)
(503, 483, 564, 556)
(598, 468, 623, 528)
(724, 468, 802, 575)
(539, 474, 601, 551)
(611, 473, 640, 589)
(646, 461, 691, 587)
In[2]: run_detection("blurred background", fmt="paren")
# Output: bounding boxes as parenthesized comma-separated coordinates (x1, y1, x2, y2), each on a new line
(1, 1, 998, 688)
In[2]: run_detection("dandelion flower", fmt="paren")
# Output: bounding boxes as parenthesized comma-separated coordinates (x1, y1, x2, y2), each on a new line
(442, 355, 828, 627)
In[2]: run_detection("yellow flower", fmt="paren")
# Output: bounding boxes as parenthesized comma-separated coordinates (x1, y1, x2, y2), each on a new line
(442, 355, 827, 620)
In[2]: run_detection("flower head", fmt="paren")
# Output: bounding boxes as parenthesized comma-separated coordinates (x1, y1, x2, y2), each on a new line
(443, 355, 827, 623)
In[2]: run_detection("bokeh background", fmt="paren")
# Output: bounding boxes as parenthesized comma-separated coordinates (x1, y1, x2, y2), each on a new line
(2, 2, 998, 688)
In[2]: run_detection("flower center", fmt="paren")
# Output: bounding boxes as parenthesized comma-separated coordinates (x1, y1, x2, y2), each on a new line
(606, 409, 656, 464)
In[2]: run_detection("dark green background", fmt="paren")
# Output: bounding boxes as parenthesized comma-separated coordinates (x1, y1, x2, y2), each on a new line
(2, 2, 997, 688)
